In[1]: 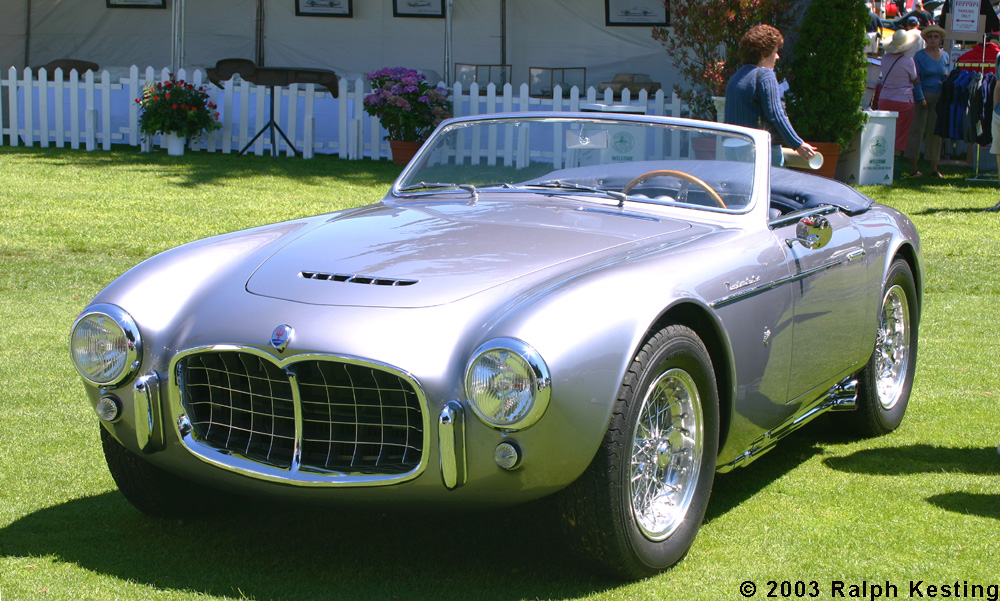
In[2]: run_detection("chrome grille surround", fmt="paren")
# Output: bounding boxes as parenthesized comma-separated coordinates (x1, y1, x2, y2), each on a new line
(169, 345, 429, 486)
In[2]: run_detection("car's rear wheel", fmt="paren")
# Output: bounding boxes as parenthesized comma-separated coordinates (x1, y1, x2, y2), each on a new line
(558, 324, 719, 580)
(851, 258, 919, 437)
(101, 425, 222, 518)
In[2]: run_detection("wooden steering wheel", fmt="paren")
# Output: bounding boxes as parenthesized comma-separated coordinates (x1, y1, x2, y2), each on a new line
(621, 169, 726, 209)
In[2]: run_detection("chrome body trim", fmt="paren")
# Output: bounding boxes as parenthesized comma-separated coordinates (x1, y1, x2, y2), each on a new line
(438, 401, 467, 489)
(289, 369, 304, 473)
(847, 249, 866, 262)
(827, 379, 858, 411)
(133, 372, 163, 453)
(711, 261, 843, 309)
(167, 345, 431, 487)
(719, 376, 859, 472)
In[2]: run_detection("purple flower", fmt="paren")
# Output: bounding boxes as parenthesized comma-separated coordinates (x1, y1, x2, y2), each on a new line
(362, 66, 452, 142)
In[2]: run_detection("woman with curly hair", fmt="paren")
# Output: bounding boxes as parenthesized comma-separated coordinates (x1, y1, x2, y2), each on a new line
(724, 24, 816, 166)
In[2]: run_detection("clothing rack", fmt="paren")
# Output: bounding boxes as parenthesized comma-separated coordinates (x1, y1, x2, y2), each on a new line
(955, 39, 998, 74)
(955, 37, 999, 182)
(955, 61, 996, 71)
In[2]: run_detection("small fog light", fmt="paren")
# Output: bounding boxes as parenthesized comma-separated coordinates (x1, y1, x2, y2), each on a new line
(494, 441, 521, 470)
(96, 396, 121, 422)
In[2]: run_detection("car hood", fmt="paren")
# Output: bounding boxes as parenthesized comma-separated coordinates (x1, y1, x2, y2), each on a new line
(246, 198, 693, 308)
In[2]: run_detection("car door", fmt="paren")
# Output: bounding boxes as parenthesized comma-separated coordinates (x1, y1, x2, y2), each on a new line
(771, 209, 868, 403)
(710, 228, 797, 451)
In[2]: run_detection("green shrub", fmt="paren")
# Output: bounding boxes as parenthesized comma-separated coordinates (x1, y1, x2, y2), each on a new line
(785, 0, 869, 150)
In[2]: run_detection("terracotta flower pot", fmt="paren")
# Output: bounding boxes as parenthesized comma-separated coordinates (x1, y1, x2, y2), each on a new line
(788, 141, 840, 179)
(389, 140, 422, 165)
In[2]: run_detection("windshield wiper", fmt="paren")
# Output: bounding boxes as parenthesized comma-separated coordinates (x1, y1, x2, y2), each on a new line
(397, 182, 478, 201)
(528, 180, 627, 206)
(397, 182, 462, 192)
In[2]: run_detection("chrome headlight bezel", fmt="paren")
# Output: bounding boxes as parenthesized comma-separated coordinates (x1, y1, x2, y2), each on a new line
(69, 303, 142, 387)
(464, 338, 551, 431)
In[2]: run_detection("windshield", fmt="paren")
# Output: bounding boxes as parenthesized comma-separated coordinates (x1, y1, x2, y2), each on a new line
(395, 116, 757, 212)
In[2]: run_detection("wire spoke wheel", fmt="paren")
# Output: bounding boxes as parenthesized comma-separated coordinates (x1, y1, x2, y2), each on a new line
(556, 324, 718, 580)
(846, 258, 919, 437)
(629, 368, 703, 541)
(875, 283, 910, 410)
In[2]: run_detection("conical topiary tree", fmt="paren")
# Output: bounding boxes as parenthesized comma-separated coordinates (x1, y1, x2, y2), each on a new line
(784, 0, 869, 151)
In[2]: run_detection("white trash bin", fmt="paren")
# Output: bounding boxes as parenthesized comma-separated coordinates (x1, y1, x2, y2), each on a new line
(836, 109, 897, 186)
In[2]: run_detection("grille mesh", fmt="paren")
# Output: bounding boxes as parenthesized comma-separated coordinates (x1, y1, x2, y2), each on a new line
(178, 351, 423, 475)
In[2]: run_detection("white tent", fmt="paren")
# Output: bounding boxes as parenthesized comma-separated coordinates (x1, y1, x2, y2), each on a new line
(2, 0, 679, 92)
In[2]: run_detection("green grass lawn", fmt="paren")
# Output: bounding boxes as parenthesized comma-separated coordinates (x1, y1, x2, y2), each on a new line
(1, 147, 997, 601)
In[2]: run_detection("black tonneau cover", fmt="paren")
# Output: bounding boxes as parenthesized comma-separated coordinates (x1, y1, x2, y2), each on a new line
(769, 167, 874, 215)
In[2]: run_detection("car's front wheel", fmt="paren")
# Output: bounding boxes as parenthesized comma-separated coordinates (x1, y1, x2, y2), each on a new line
(101, 425, 223, 518)
(558, 324, 719, 580)
(851, 258, 919, 437)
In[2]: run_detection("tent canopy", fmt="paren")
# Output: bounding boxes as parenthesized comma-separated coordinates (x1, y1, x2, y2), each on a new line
(2, 0, 679, 92)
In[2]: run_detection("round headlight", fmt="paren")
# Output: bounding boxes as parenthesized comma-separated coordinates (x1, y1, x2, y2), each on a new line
(465, 338, 550, 430)
(70, 304, 142, 387)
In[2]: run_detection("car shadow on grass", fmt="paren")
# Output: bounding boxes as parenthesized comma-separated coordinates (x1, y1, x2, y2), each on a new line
(822, 444, 1000, 521)
(704, 426, 830, 523)
(0, 492, 617, 600)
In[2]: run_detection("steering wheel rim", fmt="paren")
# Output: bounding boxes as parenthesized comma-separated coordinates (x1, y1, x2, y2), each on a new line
(621, 170, 726, 209)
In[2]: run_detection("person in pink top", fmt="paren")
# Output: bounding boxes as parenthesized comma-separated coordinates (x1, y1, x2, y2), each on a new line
(878, 29, 923, 155)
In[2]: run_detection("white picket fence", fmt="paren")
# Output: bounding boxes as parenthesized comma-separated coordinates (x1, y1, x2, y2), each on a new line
(1, 65, 688, 159)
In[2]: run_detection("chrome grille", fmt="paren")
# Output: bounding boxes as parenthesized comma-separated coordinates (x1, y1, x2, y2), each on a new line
(177, 351, 423, 476)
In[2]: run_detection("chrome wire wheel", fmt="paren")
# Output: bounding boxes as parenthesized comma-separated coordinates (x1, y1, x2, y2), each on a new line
(629, 367, 704, 541)
(875, 283, 911, 410)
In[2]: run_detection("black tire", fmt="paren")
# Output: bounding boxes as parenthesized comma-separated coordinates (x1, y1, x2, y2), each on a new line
(101, 425, 223, 518)
(851, 258, 919, 437)
(557, 324, 719, 580)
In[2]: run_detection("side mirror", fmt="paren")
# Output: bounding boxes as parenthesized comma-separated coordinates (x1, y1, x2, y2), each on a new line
(785, 214, 832, 249)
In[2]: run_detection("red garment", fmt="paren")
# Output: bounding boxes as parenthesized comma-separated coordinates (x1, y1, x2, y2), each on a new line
(956, 43, 1000, 73)
(879, 98, 916, 152)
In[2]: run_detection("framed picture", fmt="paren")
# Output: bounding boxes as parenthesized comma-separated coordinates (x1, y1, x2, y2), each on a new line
(393, 0, 445, 18)
(106, 0, 166, 7)
(296, 0, 352, 16)
(605, 0, 668, 26)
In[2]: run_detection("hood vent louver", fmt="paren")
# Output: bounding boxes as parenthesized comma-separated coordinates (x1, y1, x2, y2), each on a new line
(300, 271, 418, 287)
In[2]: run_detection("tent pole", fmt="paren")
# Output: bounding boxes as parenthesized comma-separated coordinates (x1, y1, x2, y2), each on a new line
(256, 0, 265, 66)
(444, 0, 452, 85)
(171, 0, 185, 73)
(24, 0, 31, 68)
(500, 0, 506, 69)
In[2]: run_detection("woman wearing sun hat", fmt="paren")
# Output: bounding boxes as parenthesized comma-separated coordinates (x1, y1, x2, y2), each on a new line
(877, 29, 923, 155)
(905, 24, 950, 177)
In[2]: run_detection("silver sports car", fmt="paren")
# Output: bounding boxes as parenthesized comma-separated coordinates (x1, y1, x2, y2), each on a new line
(70, 112, 921, 579)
